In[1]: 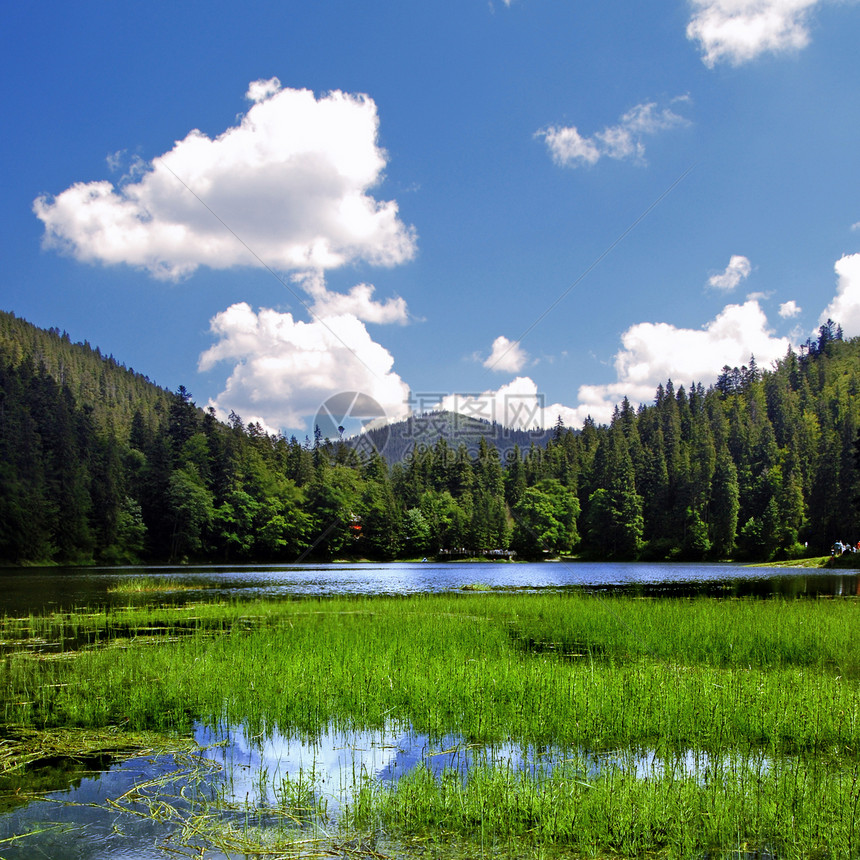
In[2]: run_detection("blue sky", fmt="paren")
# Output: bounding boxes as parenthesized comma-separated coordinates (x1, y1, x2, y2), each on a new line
(3, 0, 860, 434)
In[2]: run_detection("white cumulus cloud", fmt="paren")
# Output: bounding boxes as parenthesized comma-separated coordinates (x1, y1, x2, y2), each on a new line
(438, 300, 793, 430)
(199, 303, 410, 432)
(445, 253, 860, 431)
(568, 300, 793, 425)
(34, 79, 416, 280)
(483, 336, 529, 373)
(779, 299, 802, 318)
(818, 253, 860, 337)
(687, 0, 824, 67)
(708, 254, 752, 291)
(430, 297, 801, 431)
(293, 270, 409, 325)
(436, 376, 580, 431)
(537, 98, 690, 168)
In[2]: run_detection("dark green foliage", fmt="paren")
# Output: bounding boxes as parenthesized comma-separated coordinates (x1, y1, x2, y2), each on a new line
(511, 479, 579, 557)
(3, 308, 860, 564)
(709, 453, 740, 557)
(583, 426, 643, 558)
(0, 310, 174, 440)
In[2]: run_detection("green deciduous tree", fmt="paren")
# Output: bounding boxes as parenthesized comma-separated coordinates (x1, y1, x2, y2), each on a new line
(512, 479, 579, 558)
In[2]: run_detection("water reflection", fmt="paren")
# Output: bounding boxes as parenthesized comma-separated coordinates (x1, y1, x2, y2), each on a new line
(195, 721, 773, 816)
(0, 749, 212, 860)
(0, 717, 779, 859)
(0, 560, 857, 614)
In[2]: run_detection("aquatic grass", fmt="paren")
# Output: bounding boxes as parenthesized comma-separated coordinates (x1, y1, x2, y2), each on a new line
(0, 725, 197, 818)
(345, 757, 860, 858)
(4, 594, 860, 751)
(3, 592, 860, 855)
(0, 725, 195, 776)
(106, 576, 200, 594)
(76, 747, 337, 859)
(8, 589, 855, 673)
(500, 592, 860, 671)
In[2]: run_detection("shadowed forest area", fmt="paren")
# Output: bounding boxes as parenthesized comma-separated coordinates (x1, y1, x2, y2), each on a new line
(1, 310, 858, 566)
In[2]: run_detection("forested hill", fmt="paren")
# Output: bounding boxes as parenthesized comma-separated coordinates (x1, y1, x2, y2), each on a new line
(0, 310, 174, 439)
(1, 310, 858, 566)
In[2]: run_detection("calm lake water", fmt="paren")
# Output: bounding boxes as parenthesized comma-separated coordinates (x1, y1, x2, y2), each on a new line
(0, 717, 765, 860)
(1, 559, 857, 614)
(1, 559, 856, 858)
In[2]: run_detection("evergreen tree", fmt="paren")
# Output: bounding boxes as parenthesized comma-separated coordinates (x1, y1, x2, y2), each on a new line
(5, 308, 860, 565)
(710, 452, 740, 558)
(583, 427, 643, 558)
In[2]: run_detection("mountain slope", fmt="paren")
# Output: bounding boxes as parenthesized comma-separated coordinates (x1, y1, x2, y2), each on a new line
(0, 310, 173, 440)
(347, 410, 557, 464)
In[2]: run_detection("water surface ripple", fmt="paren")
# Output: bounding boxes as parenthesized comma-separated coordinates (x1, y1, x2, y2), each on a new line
(0, 559, 856, 613)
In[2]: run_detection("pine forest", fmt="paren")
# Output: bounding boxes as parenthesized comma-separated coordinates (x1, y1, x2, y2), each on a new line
(1, 309, 858, 566)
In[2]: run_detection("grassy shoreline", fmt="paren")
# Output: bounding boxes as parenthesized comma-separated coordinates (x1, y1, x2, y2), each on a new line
(7, 552, 860, 569)
(2, 592, 860, 856)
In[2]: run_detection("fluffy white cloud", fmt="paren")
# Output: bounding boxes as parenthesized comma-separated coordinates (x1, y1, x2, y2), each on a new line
(199, 303, 410, 432)
(435, 254, 860, 431)
(438, 300, 793, 430)
(483, 335, 529, 373)
(293, 270, 409, 325)
(568, 300, 793, 425)
(687, 0, 823, 67)
(708, 254, 752, 291)
(537, 99, 689, 168)
(436, 376, 580, 431)
(818, 253, 860, 337)
(34, 79, 416, 280)
(538, 126, 602, 167)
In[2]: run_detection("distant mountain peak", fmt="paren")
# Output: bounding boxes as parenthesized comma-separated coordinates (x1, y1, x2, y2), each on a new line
(345, 409, 555, 464)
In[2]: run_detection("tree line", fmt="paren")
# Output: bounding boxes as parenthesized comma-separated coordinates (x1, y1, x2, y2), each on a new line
(0, 311, 858, 565)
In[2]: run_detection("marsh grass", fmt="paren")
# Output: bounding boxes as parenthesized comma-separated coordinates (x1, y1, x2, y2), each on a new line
(106, 576, 201, 594)
(42, 747, 338, 859)
(346, 758, 860, 857)
(2, 592, 860, 856)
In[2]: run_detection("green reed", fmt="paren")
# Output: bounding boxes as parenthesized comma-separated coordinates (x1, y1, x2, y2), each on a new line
(106, 576, 199, 593)
(3, 594, 860, 749)
(345, 757, 860, 859)
(2, 592, 860, 856)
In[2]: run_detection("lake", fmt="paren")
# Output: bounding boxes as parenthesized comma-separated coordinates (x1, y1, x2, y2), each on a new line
(1, 559, 857, 858)
(0, 559, 857, 615)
